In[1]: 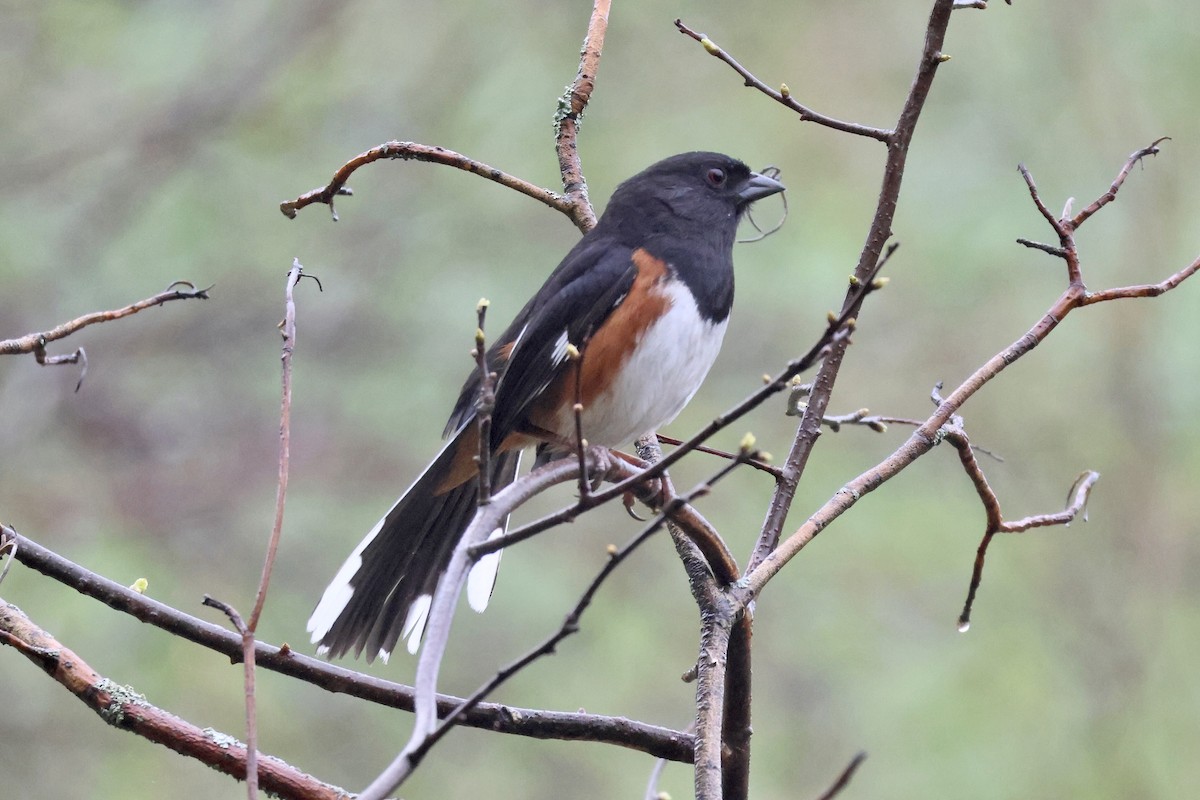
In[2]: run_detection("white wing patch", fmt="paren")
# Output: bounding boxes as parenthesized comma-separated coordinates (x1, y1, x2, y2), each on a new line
(551, 329, 571, 366)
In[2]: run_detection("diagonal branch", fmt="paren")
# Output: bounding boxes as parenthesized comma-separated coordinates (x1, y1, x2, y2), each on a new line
(1, 525, 693, 762)
(674, 19, 891, 141)
(750, 0, 956, 573)
(0, 600, 347, 800)
(384, 448, 751, 794)
(1070, 138, 1170, 230)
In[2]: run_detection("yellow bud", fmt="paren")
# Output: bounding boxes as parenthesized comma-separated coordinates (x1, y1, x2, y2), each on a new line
(871, 277, 890, 290)
(566, 343, 581, 360)
(827, 310, 838, 324)
(848, 275, 860, 286)
(780, 83, 791, 98)
(937, 52, 952, 63)
(476, 297, 490, 312)
(757, 451, 773, 463)
(606, 544, 619, 556)
(740, 432, 757, 452)
(701, 37, 720, 55)
(130, 578, 149, 594)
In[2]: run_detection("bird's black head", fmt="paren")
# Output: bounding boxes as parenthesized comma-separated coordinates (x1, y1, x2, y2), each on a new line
(599, 151, 786, 246)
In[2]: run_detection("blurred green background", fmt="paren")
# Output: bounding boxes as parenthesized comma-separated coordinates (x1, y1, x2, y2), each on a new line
(2, 1, 1198, 798)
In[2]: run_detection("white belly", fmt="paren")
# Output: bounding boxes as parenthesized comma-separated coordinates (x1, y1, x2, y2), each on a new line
(555, 280, 728, 446)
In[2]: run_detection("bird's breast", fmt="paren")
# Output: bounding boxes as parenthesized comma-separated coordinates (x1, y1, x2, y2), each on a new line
(544, 278, 728, 447)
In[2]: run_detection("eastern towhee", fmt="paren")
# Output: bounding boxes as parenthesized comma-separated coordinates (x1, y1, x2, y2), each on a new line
(308, 151, 785, 660)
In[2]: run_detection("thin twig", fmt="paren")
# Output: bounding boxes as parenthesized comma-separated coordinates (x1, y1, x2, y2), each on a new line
(1070, 138, 1170, 230)
(569, 343, 592, 499)
(280, 142, 582, 230)
(657, 433, 782, 478)
(1016, 238, 1068, 259)
(0, 281, 211, 391)
(674, 20, 891, 142)
(750, 0, 954, 576)
(474, 299, 496, 504)
(741, 141, 1196, 605)
(487, 320, 855, 555)
(815, 752, 868, 800)
(1082, 254, 1200, 304)
(948, 418, 1100, 629)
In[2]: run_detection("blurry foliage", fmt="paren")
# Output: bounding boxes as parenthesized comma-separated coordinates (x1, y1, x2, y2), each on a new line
(1, 1, 1198, 798)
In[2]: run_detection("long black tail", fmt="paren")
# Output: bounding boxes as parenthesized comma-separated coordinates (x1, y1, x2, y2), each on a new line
(308, 423, 521, 661)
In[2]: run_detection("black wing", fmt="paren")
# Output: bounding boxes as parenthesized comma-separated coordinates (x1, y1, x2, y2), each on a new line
(444, 235, 637, 441)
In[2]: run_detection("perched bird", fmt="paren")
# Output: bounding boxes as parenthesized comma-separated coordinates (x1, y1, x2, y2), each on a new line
(308, 152, 785, 661)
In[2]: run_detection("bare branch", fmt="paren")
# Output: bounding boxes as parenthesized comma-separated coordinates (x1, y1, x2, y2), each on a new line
(814, 752, 869, 800)
(1070, 138, 1170, 230)
(1, 525, 692, 761)
(749, 0, 956, 575)
(0, 281, 211, 390)
(743, 139, 1197, 603)
(1082, 253, 1200, 305)
(948, 419, 1101, 629)
(0, 600, 347, 800)
(657, 433, 783, 479)
(473, 299, 497, 504)
(553, 0, 611, 230)
(280, 142, 582, 229)
(389, 451, 750, 791)
(673, 19, 891, 142)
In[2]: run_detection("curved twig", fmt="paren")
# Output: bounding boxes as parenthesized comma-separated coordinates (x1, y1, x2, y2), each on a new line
(280, 142, 580, 229)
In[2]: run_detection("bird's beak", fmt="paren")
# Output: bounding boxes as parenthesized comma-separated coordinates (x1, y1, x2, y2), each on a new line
(737, 171, 786, 204)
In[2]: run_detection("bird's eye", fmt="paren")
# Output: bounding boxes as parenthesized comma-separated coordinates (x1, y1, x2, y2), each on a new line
(706, 167, 727, 187)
